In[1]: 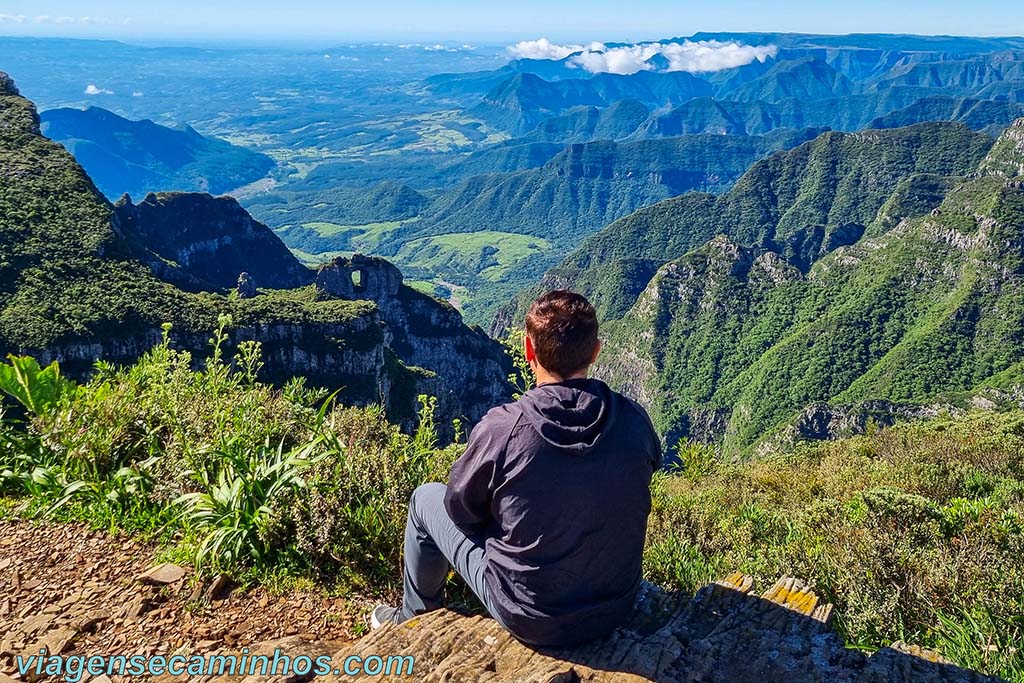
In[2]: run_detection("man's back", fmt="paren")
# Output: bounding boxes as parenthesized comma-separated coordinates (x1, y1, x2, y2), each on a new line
(445, 377, 662, 647)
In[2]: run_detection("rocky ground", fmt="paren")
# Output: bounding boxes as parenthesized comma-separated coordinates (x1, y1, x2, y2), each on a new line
(0, 517, 1001, 683)
(0, 518, 359, 682)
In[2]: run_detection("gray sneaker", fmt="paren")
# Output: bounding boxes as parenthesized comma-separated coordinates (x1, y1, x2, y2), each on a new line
(370, 604, 401, 630)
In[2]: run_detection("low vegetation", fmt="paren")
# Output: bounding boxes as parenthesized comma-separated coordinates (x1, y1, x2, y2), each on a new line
(650, 418, 1024, 680)
(0, 323, 460, 591)
(0, 330, 1021, 679)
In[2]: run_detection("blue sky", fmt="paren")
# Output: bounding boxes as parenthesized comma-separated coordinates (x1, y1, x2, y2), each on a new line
(0, 0, 1021, 42)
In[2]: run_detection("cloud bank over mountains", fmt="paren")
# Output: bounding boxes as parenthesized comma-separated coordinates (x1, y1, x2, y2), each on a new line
(507, 38, 778, 75)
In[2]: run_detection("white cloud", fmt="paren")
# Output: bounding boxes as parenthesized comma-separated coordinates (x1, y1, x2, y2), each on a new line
(508, 38, 777, 75)
(15, 14, 112, 25)
(84, 84, 113, 96)
(2, 13, 116, 25)
(507, 38, 606, 61)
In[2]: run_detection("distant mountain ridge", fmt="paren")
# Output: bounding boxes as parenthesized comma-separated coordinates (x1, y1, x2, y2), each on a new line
(40, 106, 275, 200)
(439, 40, 1024, 140)
(400, 127, 826, 247)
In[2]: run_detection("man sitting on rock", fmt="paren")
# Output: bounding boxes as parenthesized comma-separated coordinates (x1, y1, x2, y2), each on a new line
(371, 290, 662, 647)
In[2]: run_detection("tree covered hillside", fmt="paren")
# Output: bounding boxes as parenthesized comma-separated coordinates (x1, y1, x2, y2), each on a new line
(589, 120, 1024, 452)
(514, 121, 994, 325)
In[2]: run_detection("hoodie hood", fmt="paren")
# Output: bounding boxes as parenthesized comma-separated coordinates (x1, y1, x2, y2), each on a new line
(518, 378, 619, 454)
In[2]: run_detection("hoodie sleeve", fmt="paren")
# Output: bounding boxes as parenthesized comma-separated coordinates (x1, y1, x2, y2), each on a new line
(444, 409, 511, 537)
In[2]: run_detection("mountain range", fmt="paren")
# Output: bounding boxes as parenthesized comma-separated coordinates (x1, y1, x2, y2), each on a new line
(8, 33, 1024, 456)
(500, 118, 1024, 453)
(31, 35, 1024, 327)
(39, 106, 275, 200)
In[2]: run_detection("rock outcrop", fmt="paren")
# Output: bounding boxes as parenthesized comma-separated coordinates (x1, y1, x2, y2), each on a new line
(114, 192, 314, 290)
(0, 518, 998, 683)
(979, 117, 1024, 178)
(317, 254, 403, 301)
(317, 255, 512, 431)
(779, 399, 957, 442)
(323, 574, 997, 682)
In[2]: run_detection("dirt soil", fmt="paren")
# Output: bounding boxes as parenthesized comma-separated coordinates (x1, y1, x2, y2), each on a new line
(0, 518, 360, 682)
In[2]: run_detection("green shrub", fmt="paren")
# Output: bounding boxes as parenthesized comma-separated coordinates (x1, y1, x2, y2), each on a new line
(0, 354, 75, 416)
(934, 606, 1024, 680)
(647, 411, 1024, 679)
(0, 327, 461, 584)
(264, 398, 460, 590)
(176, 438, 325, 570)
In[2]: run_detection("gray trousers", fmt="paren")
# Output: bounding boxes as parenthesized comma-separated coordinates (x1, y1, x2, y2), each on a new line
(399, 482, 506, 626)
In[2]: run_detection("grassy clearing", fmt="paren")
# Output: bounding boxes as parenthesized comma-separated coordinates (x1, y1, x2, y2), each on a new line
(394, 231, 552, 283)
(302, 220, 406, 252)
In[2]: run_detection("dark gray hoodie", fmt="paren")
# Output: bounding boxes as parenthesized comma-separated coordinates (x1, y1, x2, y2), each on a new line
(444, 378, 661, 647)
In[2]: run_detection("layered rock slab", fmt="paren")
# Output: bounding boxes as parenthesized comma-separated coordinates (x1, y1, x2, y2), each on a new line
(321, 574, 998, 683)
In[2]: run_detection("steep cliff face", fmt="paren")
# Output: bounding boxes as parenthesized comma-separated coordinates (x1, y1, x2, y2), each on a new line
(29, 302, 396, 413)
(980, 117, 1024, 177)
(113, 191, 313, 291)
(316, 255, 511, 428)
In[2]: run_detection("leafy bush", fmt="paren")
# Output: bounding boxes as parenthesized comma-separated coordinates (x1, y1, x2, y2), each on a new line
(176, 438, 325, 570)
(0, 354, 75, 416)
(264, 398, 461, 589)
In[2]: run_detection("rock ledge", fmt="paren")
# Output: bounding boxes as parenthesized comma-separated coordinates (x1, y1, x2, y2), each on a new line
(323, 573, 997, 682)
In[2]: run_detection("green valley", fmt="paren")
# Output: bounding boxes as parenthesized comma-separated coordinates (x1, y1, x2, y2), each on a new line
(394, 231, 552, 283)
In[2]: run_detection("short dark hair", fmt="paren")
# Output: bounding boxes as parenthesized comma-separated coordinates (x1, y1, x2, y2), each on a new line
(525, 290, 599, 378)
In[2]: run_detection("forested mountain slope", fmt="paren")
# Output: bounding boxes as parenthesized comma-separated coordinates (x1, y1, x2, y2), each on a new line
(587, 120, 1024, 452)
(512, 122, 994, 324)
